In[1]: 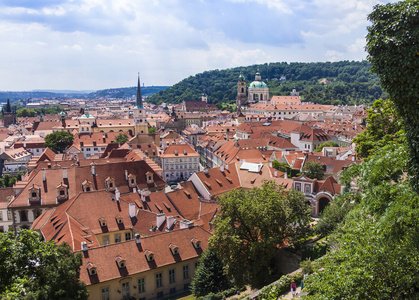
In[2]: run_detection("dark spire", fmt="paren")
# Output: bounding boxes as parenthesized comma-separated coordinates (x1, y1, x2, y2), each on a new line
(5, 99, 11, 113)
(136, 73, 143, 109)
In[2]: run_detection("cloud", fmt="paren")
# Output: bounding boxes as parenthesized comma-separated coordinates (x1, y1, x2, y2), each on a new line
(0, 0, 397, 90)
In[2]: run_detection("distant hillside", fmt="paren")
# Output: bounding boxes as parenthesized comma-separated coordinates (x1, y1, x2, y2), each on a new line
(147, 61, 385, 106)
(85, 86, 170, 99)
(0, 86, 170, 103)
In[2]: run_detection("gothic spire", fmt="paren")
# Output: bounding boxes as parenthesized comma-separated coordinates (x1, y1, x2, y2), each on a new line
(5, 98, 11, 113)
(136, 73, 143, 109)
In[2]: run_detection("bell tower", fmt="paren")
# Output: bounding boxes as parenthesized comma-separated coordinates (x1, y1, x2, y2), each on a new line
(133, 73, 148, 135)
(236, 73, 247, 112)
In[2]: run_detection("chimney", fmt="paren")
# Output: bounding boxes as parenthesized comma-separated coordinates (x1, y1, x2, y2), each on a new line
(115, 190, 120, 202)
(225, 164, 229, 171)
(179, 220, 194, 229)
(134, 233, 141, 245)
(220, 165, 224, 173)
(133, 187, 137, 194)
(90, 162, 96, 176)
(284, 171, 288, 179)
(352, 155, 355, 161)
(42, 168, 46, 181)
(129, 203, 136, 218)
(156, 213, 165, 228)
(62, 167, 68, 179)
(166, 216, 175, 230)
(125, 170, 128, 180)
(81, 241, 88, 252)
(274, 170, 277, 178)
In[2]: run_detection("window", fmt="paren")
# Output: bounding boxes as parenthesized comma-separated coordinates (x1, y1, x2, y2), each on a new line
(169, 269, 175, 284)
(7, 211, 12, 221)
(184, 283, 190, 291)
(101, 287, 110, 300)
(115, 233, 122, 243)
(102, 235, 110, 245)
(125, 232, 131, 241)
(156, 273, 163, 288)
(183, 265, 189, 279)
(0, 212, 2, 221)
(170, 287, 176, 295)
(122, 282, 130, 299)
(138, 278, 145, 293)
(157, 292, 163, 299)
(0, 226, 4, 233)
(20, 211, 28, 222)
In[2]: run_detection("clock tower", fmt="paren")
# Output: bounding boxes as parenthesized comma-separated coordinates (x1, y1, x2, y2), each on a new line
(133, 74, 148, 135)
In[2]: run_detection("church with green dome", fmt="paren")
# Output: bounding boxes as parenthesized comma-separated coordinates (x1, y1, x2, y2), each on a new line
(248, 71, 269, 103)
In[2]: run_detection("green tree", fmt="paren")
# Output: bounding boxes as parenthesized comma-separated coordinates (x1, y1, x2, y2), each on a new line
(314, 193, 356, 236)
(305, 144, 419, 299)
(313, 141, 339, 152)
(302, 161, 324, 180)
(209, 181, 311, 288)
(352, 99, 403, 158)
(148, 126, 157, 134)
(190, 249, 232, 297)
(44, 131, 74, 153)
(113, 133, 129, 144)
(16, 108, 36, 117)
(366, 0, 419, 192)
(0, 230, 89, 300)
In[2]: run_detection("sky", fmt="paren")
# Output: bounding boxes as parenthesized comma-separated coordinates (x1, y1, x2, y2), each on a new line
(0, 0, 397, 91)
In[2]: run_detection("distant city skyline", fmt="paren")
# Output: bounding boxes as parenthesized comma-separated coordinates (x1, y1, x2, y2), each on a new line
(0, 0, 397, 91)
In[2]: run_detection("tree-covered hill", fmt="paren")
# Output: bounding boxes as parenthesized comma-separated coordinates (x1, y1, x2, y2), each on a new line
(148, 61, 385, 106)
(85, 86, 169, 99)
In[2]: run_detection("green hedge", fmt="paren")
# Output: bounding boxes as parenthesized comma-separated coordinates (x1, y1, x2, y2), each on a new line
(257, 272, 303, 300)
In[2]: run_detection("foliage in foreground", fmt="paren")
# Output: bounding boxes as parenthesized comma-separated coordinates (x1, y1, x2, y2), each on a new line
(257, 272, 303, 300)
(304, 144, 419, 299)
(366, 0, 419, 192)
(209, 181, 311, 288)
(0, 230, 88, 300)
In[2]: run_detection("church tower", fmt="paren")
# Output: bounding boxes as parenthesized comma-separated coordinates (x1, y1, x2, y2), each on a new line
(3, 99, 16, 127)
(236, 73, 247, 112)
(133, 74, 148, 135)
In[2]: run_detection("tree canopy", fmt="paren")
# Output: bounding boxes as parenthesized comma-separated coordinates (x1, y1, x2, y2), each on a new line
(305, 143, 419, 299)
(302, 161, 325, 180)
(353, 99, 404, 159)
(190, 249, 232, 297)
(313, 141, 339, 153)
(209, 181, 311, 288)
(366, 0, 419, 192)
(0, 230, 89, 300)
(44, 131, 74, 153)
(147, 61, 384, 106)
(113, 133, 129, 144)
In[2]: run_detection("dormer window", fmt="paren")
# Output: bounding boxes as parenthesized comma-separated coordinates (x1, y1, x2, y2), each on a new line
(128, 174, 137, 188)
(115, 215, 123, 225)
(28, 184, 41, 203)
(169, 243, 179, 255)
(99, 217, 107, 227)
(105, 177, 116, 192)
(144, 250, 154, 262)
(86, 263, 97, 276)
(82, 180, 94, 192)
(56, 182, 68, 202)
(191, 238, 201, 248)
(115, 256, 126, 268)
(146, 172, 154, 184)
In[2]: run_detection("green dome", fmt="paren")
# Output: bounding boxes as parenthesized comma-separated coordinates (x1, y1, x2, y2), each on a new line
(59, 111, 66, 117)
(249, 81, 268, 89)
(238, 73, 245, 81)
